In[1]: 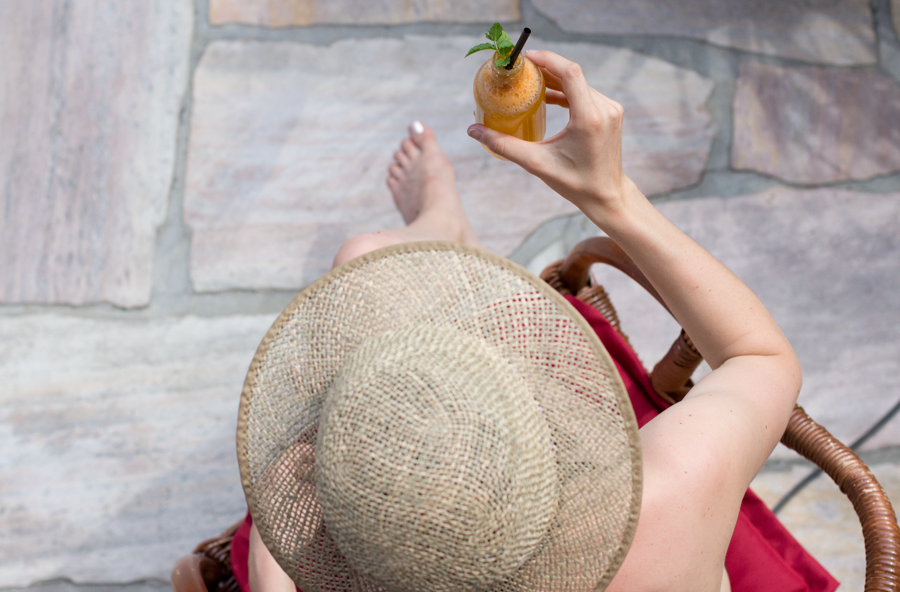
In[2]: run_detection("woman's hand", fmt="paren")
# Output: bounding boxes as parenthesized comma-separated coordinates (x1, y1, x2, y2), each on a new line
(467, 50, 637, 218)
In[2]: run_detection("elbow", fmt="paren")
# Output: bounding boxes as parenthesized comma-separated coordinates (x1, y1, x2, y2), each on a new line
(784, 350, 802, 405)
(756, 329, 803, 402)
(766, 337, 801, 408)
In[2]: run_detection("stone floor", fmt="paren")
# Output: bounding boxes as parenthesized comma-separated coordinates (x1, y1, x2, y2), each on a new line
(2, 0, 900, 590)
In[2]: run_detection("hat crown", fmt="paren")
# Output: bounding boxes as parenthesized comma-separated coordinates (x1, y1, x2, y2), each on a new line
(316, 324, 559, 592)
(238, 244, 642, 592)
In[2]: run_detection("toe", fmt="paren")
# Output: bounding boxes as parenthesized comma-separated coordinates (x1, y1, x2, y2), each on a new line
(408, 120, 439, 151)
(389, 163, 404, 180)
(401, 138, 419, 160)
(394, 149, 410, 168)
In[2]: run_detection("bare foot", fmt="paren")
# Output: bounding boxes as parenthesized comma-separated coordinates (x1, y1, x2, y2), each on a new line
(332, 122, 481, 268)
(386, 121, 480, 247)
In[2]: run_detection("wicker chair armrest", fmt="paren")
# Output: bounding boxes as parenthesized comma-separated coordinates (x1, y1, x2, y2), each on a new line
(781, 405, 900, 592)
(173, 518, 245, 592)
(555, 236, 669, 314)
(172, 553, 221, 592)
(649, 329, 701, 404)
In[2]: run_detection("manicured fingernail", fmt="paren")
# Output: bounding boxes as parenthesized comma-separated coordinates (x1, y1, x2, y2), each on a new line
(411, 120, 424, 134)
(467, 128, 483, 141)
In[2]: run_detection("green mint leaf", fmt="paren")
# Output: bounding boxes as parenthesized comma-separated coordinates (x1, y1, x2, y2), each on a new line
(486, 23, 504, 43)
(465, 42, 497, 57)
(497, 38, 514, 57)
(495, 55, 511, 68)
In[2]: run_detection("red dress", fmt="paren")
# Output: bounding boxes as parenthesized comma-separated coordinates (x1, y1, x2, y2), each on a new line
(230, 295, 839, 592)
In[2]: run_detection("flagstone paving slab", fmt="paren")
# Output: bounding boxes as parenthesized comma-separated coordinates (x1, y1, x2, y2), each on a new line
(894, 0, 900, 38)
(4, 581, 171, 592)
(772, 461, 900, 592)
(209, 0, 519, 26)
(585, 188, 900, 460)
(749, 463, 818, 509)
(0, 1, 192, 308)
(858, 411, 900, 452)
(532, 0, 876, 65)
(0, 313, 277, 585)
(185, 36, 714, 292)
(732, 62, 900, 184)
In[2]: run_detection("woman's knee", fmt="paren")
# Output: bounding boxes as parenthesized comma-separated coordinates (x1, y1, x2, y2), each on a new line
(332, 233, 402, 268)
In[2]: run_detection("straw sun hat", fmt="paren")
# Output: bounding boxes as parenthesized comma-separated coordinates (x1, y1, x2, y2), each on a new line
(237, 242, 642, 592)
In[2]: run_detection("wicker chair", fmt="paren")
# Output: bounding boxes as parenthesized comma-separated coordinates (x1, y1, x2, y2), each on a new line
(173, 237, 900, 592)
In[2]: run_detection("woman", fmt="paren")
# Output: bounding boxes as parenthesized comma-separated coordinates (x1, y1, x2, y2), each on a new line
(240, 50, 834, 592)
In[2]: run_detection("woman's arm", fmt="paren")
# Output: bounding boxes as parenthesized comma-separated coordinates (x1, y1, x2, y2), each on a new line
(598, 184, 799, 591)
(248, 522, 295, 592)
(597, 185, 801, 463)
(468, 50, 800, 591)
(468, 48, 800, 477)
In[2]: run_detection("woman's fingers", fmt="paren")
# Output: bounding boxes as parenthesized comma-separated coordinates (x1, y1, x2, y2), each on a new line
(525, 50, 594, 120)
(545, 89, 570, 109)
(541, 67, 563, 92)
(541, 67, 569, 107)
(530, 50, 624, 125)
(544, 71, 606, 111)
(467, 123, 544, 175)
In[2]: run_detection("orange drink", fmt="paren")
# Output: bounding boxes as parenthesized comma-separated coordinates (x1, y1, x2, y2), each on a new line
(473, 53, 546, 159)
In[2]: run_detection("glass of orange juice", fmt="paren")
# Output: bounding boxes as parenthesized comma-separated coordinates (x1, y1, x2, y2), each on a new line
(473, 52, 546, 159)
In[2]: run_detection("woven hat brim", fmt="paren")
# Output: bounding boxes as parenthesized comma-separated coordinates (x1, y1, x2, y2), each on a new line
(237, 241, 642, 592)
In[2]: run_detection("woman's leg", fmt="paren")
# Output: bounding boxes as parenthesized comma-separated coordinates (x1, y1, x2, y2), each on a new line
(332, 121, 481, 268)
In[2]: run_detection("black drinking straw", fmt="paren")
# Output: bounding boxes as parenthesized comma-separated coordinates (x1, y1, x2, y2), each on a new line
(504, 27, 531, 70)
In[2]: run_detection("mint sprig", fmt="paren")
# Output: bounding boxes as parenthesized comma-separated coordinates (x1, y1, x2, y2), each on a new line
(465, 23, 516, 68)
